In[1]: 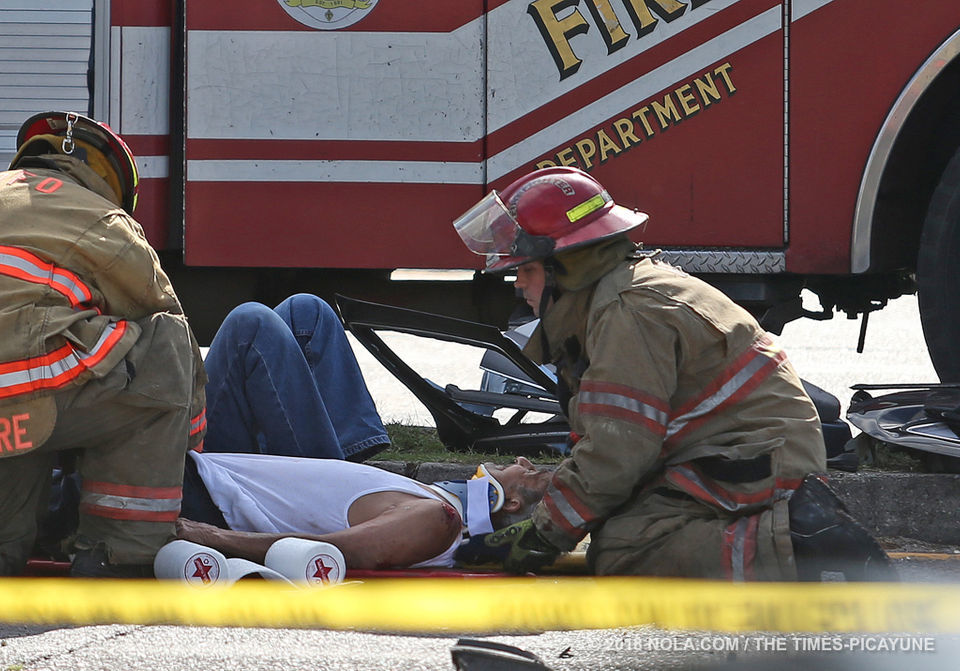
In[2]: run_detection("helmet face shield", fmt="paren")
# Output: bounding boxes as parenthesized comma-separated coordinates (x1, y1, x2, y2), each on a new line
(453, 190, 557, 271)
(453, 191, 521, 258)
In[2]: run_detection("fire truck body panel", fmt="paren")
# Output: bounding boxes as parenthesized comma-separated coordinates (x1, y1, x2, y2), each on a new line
(106, 19, 173, 251)
(850, 26, 960, 275)
(485, 0, 766, 168)
(4, 0, 960, 371)
(788, 0, 960, 275)
(492, 0, 786, 251)
(10, 1, 960, 275)
(182, 0, 486, 268)
(179, 0, 790, 269)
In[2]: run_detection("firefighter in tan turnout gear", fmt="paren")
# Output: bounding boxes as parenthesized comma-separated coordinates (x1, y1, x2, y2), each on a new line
(454, 166, 895, 581)
(0, 112, 206, 577)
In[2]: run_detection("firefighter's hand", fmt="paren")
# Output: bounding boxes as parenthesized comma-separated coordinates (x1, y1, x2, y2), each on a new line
(484, 518, 560, 574)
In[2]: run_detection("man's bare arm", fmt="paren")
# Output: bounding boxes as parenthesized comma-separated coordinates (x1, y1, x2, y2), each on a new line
(176, 518, 301, 564)
(176, 497, 462, 569)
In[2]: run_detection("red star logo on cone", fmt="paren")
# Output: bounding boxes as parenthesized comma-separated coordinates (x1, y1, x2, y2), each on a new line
(192, 556, 213, 584)
(312, 556, 334, 583)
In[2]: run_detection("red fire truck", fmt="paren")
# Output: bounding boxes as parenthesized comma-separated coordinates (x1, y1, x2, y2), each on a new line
(4, 0, 960, 379)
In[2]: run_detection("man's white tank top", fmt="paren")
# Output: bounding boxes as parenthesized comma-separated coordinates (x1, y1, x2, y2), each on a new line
(189, 452, 461, 567)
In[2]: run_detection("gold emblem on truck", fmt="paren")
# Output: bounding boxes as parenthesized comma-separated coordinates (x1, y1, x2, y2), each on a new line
(278, 0, 377, 30)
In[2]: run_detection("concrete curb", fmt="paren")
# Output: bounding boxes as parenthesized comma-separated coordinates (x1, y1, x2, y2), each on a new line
(371, 461, 958, 545)
(370, 461, 486, 483)
(829, 471, 960, 545)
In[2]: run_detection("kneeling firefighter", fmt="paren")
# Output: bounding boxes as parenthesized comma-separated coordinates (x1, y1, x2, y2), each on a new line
(453, 166, 894, 581)
(0, 112, 206, 577)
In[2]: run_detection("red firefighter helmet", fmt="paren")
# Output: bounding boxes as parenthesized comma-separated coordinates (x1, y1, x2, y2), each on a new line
(454, 166, 648, 272)
(10, 111, 140, 214)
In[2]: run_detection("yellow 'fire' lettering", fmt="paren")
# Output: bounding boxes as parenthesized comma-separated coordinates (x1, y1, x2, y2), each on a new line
(531, 0, 713, 80)
(528, 0, 591, 81)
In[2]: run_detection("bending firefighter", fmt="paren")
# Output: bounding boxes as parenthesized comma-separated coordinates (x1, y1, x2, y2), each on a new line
(453, 166, 895, 581)
(0, 112, 206, 577)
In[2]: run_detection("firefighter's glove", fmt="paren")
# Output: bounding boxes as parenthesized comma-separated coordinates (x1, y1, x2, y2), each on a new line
(484, 518, 560, 574)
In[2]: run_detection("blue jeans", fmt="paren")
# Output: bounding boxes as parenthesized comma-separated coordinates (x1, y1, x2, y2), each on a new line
(202, 294, 390, 460)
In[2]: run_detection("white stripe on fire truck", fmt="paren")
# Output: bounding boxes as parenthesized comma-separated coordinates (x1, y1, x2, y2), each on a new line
(186, 159, 483, 184)
(135, 155, 169, 180)
(792, 0, 837, 22)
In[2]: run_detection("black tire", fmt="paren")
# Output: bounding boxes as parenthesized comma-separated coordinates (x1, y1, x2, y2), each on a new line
(918, 145, 960, 383)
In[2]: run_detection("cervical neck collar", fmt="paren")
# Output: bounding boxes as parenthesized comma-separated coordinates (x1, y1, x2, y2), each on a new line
(427, 466, 506, 537)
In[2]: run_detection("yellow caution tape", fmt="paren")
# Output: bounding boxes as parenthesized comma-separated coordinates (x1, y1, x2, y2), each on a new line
(887, 552, 960, 561)
(1, 577, 959, 633)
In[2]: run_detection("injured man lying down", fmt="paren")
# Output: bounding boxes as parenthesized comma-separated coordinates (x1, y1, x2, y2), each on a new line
(177, 451, 552, 571)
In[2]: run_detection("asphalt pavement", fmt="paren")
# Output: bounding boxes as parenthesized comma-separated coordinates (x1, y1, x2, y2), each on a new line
(4, 624, 960, 671)
(3, 293, 959, 671)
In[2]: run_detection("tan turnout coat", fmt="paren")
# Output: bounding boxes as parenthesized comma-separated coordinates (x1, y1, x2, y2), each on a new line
(0, 158, 205, 565)
(528, 255, 826, 579)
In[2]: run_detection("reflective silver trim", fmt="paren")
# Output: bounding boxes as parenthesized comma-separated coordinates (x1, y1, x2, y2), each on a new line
(729, 516, 750, 582)
(655, 249, 786, 274)
(579, 389, 669, 428)
(80, 492, 181, 513)
(852, 29, 960, 273)
(546, 486, 588, 530)
(666, 346, 780, 440)
(666, 466, 752, 513)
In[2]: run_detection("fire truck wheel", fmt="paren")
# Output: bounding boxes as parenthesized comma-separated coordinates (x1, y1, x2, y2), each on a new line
(918, 145, 960, 383)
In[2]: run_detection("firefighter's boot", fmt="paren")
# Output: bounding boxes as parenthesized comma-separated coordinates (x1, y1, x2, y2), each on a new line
(789, 474, 898, 582)
(70, 541, 154, 579)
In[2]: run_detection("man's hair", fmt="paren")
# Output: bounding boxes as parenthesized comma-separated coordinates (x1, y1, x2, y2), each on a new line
(492, 484, 544, 529)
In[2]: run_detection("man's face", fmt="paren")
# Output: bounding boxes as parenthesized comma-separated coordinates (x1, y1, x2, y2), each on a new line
(482, 456, 552, 501)
(514, 261, 547, 316)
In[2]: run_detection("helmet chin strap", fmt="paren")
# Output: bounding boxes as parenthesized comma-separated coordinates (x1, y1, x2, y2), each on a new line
(427, 467, 507, 537)
(538, 258, 560, 356)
